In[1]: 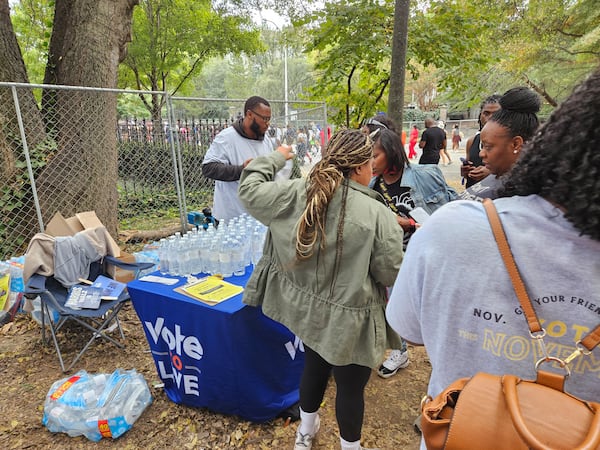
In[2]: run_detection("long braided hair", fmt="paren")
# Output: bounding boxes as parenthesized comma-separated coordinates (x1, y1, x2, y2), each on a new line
(295, 128, 375, 262)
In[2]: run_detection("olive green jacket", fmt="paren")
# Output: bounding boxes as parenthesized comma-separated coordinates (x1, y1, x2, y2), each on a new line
(238, 151, 404, 368)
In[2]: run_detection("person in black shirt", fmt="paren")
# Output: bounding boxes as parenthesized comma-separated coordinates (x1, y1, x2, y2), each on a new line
(418, 118, 447, 164)
(461, 94, 501, 187)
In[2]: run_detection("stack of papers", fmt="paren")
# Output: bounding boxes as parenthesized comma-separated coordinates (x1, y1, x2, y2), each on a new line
(65, 285, 103, 310)
(176, 276, 243, 305)
(65, 275, 127, 310)
(91, 275, 127, 300)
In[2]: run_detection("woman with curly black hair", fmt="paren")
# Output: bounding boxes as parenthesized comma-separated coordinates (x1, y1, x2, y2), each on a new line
(386, 67, 600, 450)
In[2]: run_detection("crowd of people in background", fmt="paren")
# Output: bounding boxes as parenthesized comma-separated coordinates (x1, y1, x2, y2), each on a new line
(200, 66, 600, 450)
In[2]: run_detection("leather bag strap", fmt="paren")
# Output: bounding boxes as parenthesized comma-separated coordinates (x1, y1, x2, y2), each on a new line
(482, 199, 600, 350)
(482, 199, 542, 334)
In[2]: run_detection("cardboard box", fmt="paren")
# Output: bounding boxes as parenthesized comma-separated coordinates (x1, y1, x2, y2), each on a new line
(105, 251, 138, 283)
(45, 211, 121, 257)
(45, 211, 138, 282)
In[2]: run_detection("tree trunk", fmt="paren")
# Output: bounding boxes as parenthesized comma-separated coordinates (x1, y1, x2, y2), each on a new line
(0, 0, 49, 256)
(37, 0, 138, 237)
(388, 0, 410, 126)
(0, 0, 28, 84)
(0, 0, 45, 176)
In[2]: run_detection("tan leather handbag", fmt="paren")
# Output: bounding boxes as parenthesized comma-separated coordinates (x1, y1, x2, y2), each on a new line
(421, 199, 600, 450)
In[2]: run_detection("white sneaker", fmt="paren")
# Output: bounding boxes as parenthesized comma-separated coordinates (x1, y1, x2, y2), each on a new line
(377, 349, 409, 378)
(294, 415, 320, 450)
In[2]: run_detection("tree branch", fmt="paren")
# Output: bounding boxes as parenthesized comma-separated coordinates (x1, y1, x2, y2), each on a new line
(170, 50, 209, 96)
(523, 74, 558, 107)
(555, 45, 600, 57)
(551, 28, 583, 38)
(346, 65, 357, 127)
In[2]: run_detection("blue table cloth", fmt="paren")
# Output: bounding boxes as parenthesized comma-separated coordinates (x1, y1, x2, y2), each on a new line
(128, 269, 304, 422)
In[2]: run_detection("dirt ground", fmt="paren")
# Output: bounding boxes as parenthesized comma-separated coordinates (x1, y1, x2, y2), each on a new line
(0, 306, 430, 450)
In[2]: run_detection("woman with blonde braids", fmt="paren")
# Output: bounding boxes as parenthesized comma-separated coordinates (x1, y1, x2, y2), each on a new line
(239, 129, 404, 450)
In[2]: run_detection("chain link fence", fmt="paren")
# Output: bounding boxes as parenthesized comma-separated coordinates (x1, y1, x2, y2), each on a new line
(0, 83, 327, 260)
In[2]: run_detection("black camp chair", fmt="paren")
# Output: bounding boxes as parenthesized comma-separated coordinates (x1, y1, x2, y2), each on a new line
(24, 255, 153, 372)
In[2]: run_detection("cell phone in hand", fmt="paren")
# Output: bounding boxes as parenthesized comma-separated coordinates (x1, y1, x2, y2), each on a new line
(409, 207, 430, 225)
(460, 157, 473, 166)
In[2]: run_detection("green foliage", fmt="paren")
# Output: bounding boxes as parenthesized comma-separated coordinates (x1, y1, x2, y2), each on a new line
(117, 183, 213, 230)
(402, 107, 427, 122)
(298, 0, 598, 122)
(117, 96, 154, 119)
(300, 0, 395, 126)
(0, 136, 56, 259)
(10, 0, 54, 84)
(429, 0, 600, 107)
(119, 0, 264, 120)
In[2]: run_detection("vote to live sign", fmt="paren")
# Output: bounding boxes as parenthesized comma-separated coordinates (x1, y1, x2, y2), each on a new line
(144, 316, 203, 396)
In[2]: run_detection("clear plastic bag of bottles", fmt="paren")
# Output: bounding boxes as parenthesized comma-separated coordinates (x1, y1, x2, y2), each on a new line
(42, 368, 152, 441)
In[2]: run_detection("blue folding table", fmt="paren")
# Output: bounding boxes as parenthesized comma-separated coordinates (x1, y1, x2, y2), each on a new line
(127, 269, 304, 422)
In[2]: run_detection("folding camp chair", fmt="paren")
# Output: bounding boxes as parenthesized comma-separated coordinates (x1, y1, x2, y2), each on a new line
(24, 255, 153, 372)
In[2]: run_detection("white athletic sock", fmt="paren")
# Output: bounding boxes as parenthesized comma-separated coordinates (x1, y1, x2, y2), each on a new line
(340, 436, 361, 450)
(298, 408, 318, 436)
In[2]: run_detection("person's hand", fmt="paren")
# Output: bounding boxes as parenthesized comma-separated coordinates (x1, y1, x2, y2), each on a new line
(243, 158, 253, 167)
(460, 163, 473, 178)
(397, 216, 419, 232)
(276, 145, 295, 160)
(468, 166, 491, 182)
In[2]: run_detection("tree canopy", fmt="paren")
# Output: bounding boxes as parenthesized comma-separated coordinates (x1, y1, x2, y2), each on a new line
(119, 0, 263, 120)
(8, 0, 600, 126)
(296, 0, 599, 125)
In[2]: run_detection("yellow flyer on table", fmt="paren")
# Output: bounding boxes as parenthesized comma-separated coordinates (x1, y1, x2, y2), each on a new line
(178, 276, 243, 304)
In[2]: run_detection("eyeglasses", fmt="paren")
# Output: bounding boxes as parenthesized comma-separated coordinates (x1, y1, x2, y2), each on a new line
(365, 118, 388, 129)
(250, 110, 271, 123)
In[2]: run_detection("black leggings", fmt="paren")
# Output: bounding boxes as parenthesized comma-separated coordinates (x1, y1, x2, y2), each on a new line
(300, 345, 372, 442)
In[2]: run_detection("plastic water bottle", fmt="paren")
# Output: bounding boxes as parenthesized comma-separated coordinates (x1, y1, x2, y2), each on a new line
(219, 238, 233, 278)
(188, 234, 200, 274)
(197, 232, 209, 274)
(251, 228, 266, 265)
(207, 233, 221, 275)
(43, 369, 151, 442)
(167, 236, 179, 276)
(8, 257, 25, 311)
(178, 236, 191, 277)
(121, 381, 149, 426)
(158, 238, 169, 274)
(133, 246, 159, 277)
(231, 238, 245, 276)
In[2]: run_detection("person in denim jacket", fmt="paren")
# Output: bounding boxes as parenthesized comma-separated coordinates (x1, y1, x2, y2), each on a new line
(369, 128, 457, 379)
(370, 128, 457, 250)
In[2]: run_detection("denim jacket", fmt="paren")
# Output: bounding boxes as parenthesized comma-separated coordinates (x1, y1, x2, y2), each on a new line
(369, 163, 457, 215)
